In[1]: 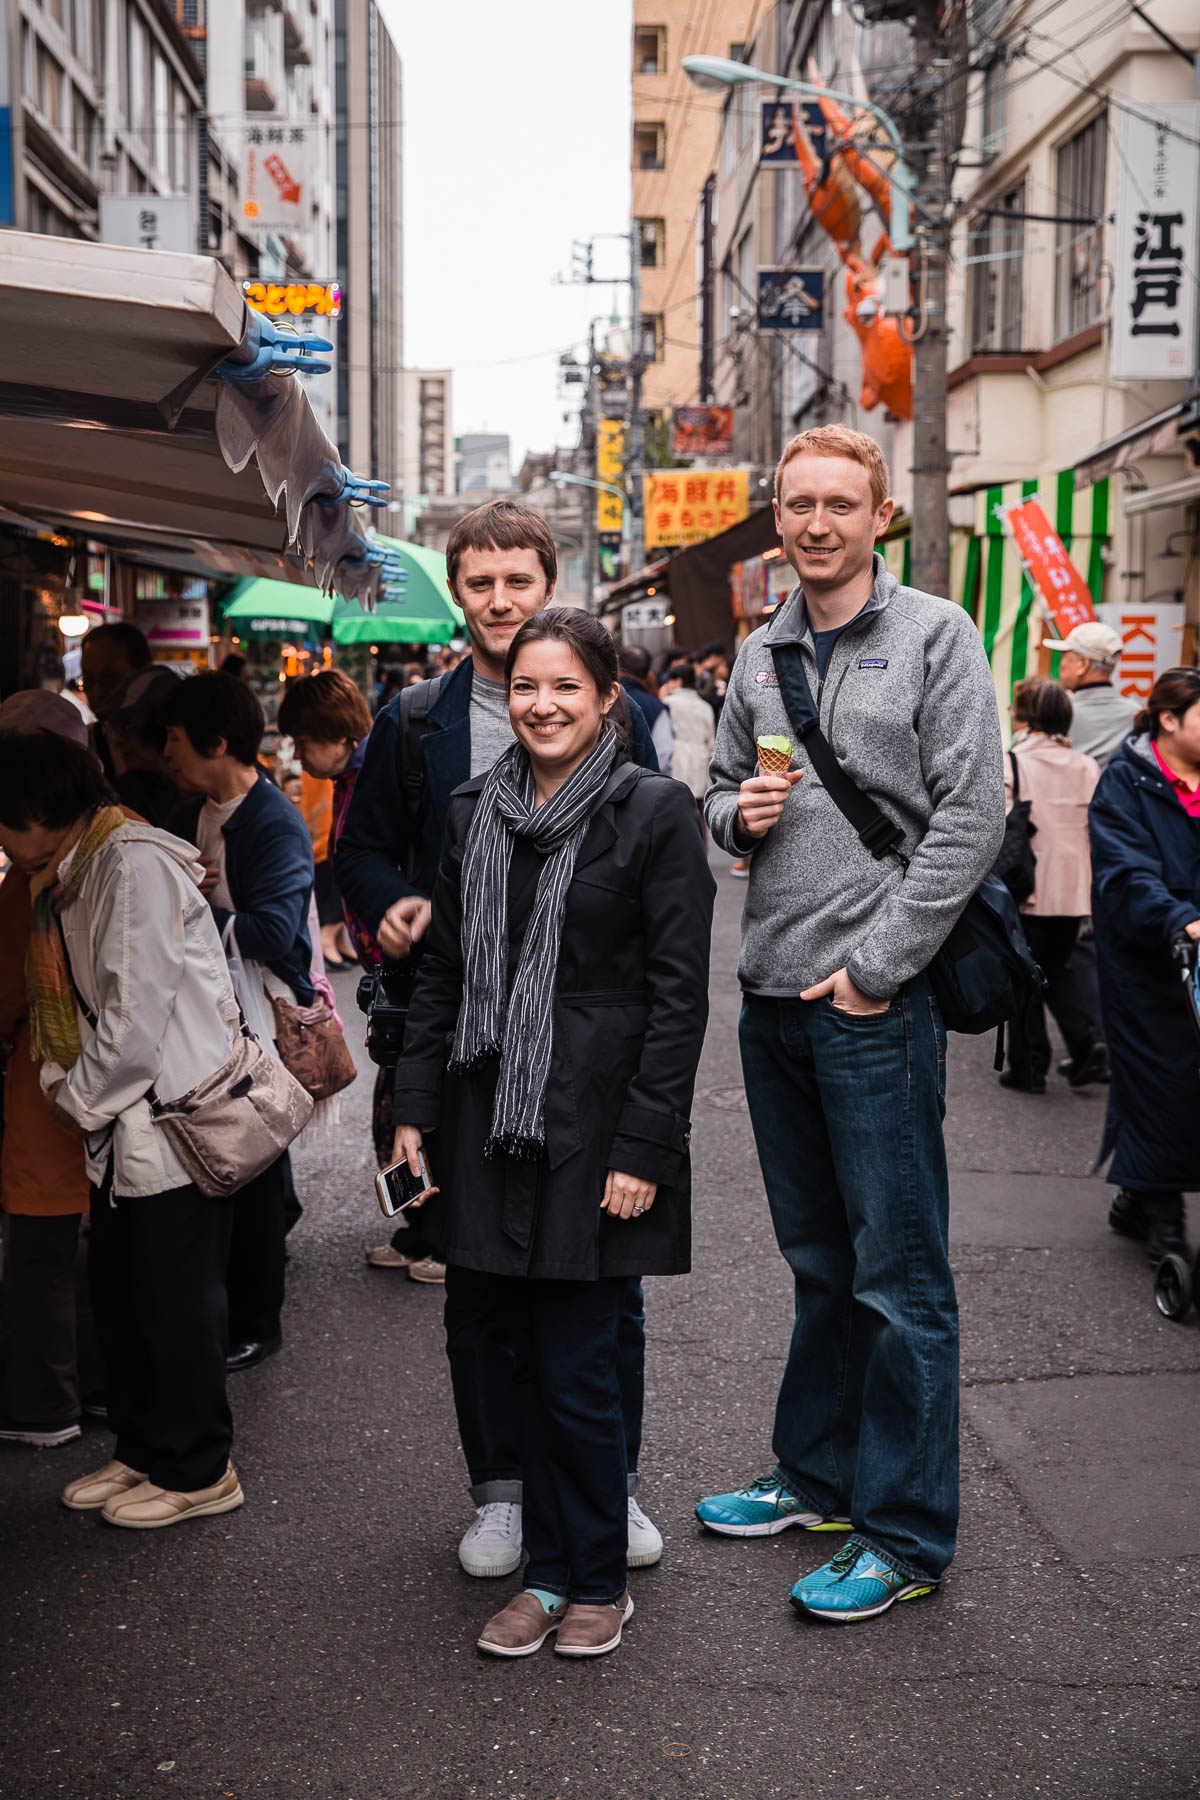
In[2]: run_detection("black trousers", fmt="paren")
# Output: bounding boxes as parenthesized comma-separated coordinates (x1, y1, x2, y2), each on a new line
(88, 1177, 235, 1492)
(444, 1265, 645, 1504)
(227, 1153, 288, 1344)
(448, 1268, 629, 1603)
(1008, 915, 1097, 1082)
(1, 1212, 82, 1425)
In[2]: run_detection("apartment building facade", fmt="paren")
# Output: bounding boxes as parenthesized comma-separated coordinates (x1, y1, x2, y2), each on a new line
(632, 0, 754, 417)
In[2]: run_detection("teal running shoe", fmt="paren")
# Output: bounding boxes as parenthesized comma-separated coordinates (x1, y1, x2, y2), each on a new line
(696, 1475, 852, 1538)
(790, 1540, 937, 1622)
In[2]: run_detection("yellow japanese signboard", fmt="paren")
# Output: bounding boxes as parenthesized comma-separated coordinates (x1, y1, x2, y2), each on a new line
(643, 469, 751, 550)
(596, 419, 625, 534)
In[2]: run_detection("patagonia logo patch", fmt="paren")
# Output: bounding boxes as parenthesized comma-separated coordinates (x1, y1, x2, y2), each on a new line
(753, 669, 779, 686)
(858, 657, 888, 669)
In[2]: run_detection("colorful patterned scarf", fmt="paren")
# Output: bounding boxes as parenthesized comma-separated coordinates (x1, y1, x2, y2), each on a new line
(26, 806, 127, 1069)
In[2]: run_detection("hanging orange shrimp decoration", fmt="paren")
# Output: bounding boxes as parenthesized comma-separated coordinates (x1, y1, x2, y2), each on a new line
(791, 63, 913, 421)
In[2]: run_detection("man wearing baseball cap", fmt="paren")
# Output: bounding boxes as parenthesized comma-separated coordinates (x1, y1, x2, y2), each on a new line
(1056, 622, 1137, 771)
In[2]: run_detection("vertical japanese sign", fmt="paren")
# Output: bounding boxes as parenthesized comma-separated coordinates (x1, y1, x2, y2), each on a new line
(999, 499, 1096, 636)
(595, 418, 625, 579)
(241, 120, 311, 235)
(1110, 102, 1199, 382)
(643, 470, 750, 551)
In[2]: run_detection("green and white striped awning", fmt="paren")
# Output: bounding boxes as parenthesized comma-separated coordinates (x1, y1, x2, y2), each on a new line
(879, 472, 1111, 732)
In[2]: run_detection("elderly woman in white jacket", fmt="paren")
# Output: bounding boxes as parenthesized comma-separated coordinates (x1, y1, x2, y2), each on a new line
(0, 730, 246, 1531)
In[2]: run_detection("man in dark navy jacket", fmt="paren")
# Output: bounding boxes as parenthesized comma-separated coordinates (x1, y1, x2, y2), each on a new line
(334, 500, 665, 1584)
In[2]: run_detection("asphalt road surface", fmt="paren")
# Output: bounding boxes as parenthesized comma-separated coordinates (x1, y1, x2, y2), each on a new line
(3, 856, 1200, 1799)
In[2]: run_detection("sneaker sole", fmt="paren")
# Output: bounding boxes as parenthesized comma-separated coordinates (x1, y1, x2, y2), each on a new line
(627, 1544, 663, 1568)
(696, 1510, 852, 1538)
(477, 1620, 561, 1657)
(102, 1486, 245, 1529)
(792, 1582, 935, 1623)
(0, 1423, 81, 1449)
(554, 1595, 634, 1658)
(407, 1270, 446, 1284)
(459, 1550, 523, 1578)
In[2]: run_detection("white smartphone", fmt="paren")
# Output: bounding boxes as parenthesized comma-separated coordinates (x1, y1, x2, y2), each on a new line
(374, 1149, 438, 1217)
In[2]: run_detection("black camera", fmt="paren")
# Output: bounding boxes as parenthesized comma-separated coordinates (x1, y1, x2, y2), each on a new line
(356, 965, 414, 1068)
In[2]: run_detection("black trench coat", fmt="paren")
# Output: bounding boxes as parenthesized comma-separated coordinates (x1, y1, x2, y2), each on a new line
(392, 761, 716, 1281)
(1090, 735, 1200, 1191)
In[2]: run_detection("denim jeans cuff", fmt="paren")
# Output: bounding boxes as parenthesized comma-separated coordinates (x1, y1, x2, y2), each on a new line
(847, 1534, 940, 1587)
(626, 1468, 639, 1497)
(469, 1478, 523, 1505)
(568, 1587, 628, 1607)
(770, 1464, 826, 1517)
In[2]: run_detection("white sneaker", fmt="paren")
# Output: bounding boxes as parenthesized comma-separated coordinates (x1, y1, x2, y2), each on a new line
(458, 1501, 523, 1578)
(627, 1496, 663, 1568)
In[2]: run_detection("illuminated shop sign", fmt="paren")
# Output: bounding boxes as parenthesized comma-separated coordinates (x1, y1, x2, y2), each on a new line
(242, 281, 343, 319)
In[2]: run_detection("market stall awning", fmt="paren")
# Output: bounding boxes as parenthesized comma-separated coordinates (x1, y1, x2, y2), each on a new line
(1072, 393, 1197, 489)
(668, 506, 782, 647)
(225, 542, 464, 644)
(0, 230, 380, 601)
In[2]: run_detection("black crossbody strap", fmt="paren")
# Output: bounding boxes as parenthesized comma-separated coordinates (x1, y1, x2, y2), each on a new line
(1009, 749, 1021, 797)
(771, 641, 908, 865)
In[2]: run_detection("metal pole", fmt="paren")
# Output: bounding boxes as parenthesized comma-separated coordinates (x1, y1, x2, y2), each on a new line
(628, 219, 645, 574)
(909, 0, 950, 599)
(583, 321, 598, 612)
(700, 174, 716, 403)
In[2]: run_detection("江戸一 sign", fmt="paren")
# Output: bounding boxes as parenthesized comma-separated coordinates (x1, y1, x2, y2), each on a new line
(757, 269, 825, 332)
(1110, 101, 1199, 382)
(241, 120, 311, 235)
(998, 499, 1096, 637)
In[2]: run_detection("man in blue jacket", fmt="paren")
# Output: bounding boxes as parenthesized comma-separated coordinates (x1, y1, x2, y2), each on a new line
(334, 500, 664, 1584)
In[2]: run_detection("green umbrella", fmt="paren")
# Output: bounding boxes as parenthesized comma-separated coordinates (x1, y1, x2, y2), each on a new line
(222, 540, 464, 646)
(330, 538, 463, 645)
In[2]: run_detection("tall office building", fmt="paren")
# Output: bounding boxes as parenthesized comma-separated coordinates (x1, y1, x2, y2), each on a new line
(334, 0, 402, 493)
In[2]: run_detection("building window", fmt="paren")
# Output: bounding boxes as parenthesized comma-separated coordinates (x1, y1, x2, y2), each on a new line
(639, 314, 664, 362)
(72, 88, 97, 167)
(638, 217, 665, 267)
(37, 45, 64, 127)
(968, 183, 1026, 352)
(634, 25, 664, 75)
(634, 122, 664, 171)
(980, 54, 1005, 159)
(1054, 112, 1107, 341)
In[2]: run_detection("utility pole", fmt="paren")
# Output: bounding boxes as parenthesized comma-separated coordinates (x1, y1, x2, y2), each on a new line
(700, 174, 716, 403)
(628, 218, 646, 574)
(909, 0, 954, 599)
(582, 321, 598, 613)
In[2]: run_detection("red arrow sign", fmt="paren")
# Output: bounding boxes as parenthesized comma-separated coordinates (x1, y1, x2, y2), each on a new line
(263, 154, 301, 205)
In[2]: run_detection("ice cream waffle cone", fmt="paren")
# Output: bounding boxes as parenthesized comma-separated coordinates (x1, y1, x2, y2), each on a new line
(756, 736, 793, 775)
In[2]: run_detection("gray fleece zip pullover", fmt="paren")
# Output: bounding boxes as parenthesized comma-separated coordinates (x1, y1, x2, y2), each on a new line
(704, 556, 1006, 1001)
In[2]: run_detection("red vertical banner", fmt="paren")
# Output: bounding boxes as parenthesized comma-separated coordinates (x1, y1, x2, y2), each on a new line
(998, 499, 1097, 637)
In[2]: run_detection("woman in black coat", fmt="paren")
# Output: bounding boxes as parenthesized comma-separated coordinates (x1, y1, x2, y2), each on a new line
(392, 609, 714, 1662)
(1089, 667, 1200, 1261)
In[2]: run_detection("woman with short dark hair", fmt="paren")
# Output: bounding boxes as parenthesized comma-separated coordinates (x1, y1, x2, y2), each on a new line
(392, 609, 715, 1660)
(1090, 667, 1200, 1260)
(161, 673, 316, 1372)
(1000, 676, 1104, 1093)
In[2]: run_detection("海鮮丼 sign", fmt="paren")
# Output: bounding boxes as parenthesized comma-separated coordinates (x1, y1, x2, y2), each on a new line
(1110, 101, 1199, 382)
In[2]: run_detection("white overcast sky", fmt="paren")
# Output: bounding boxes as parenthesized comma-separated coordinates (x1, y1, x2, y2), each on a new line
(378, 0, 634, 472)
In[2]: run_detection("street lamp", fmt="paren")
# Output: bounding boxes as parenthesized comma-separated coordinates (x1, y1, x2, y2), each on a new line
(549, 471, 629, 505)
(680, 55, 913, 253)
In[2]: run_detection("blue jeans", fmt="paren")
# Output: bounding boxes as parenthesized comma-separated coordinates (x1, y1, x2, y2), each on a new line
(738, 977, 957, 1582)
(444, 1269, 644, 1504)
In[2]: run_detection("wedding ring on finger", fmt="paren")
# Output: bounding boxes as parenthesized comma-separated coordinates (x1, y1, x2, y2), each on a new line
(632, 1204, 644, 1216)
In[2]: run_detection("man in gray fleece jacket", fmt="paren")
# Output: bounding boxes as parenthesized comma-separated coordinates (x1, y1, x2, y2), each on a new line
(697, 424, 1005, 1623)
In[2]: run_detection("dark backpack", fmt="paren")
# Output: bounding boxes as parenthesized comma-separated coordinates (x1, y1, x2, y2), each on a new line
(992, 751, 1037, 905)
(770, 640, 1043, 1060)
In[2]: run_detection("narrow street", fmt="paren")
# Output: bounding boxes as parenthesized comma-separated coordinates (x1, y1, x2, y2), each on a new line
(3, 854, 1199, 1800)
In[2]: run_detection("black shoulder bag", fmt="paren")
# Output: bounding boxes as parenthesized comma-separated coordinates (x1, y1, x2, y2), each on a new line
(770, 640, 1043, 1065)
(992, 751, 1037, 905)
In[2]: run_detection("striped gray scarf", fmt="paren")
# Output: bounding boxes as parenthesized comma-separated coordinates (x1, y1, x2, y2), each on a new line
(450, 724, 621, 1158)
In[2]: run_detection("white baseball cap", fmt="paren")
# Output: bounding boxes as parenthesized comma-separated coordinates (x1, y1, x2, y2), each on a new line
(1055, 621, 1123, 668)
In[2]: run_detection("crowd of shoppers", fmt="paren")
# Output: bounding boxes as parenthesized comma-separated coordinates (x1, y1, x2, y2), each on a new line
(2, 460, 1197, 1664)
